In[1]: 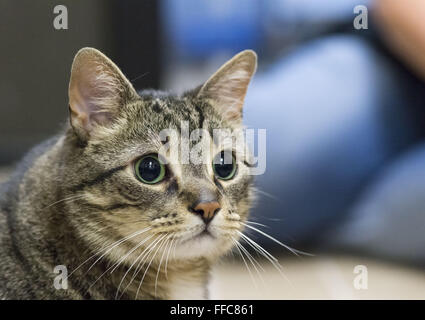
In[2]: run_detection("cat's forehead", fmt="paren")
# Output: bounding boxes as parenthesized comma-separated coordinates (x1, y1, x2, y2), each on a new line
(130, 93, 224, 132)
(88, 92, 243, 163)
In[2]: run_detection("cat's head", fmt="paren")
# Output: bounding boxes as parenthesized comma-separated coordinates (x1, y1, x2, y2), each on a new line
(64, 48, 257, 264)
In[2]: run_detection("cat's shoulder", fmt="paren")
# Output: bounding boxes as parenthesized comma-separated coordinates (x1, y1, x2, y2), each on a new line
(0, 135, 62, 203)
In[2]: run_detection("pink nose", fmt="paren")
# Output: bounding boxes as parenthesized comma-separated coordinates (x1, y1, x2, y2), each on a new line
(192, 201, 221, 224)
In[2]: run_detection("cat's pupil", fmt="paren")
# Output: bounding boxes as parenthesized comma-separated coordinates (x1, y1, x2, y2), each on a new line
(137, 156, 162, 182)
(213, 151, 236, 180)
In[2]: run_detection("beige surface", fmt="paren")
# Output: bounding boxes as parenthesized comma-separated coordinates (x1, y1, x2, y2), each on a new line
(211, 255, 425, 299)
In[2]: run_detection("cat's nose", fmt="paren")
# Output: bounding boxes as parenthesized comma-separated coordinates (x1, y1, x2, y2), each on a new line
(191, 201, 221, 224)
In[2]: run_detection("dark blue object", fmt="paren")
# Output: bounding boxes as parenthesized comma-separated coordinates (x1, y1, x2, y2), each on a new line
(162, 0, 262, 58)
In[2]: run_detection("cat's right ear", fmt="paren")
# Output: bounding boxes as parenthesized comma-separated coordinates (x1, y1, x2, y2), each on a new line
(197, 50, 257, 123)
(68, 47, 138, 141)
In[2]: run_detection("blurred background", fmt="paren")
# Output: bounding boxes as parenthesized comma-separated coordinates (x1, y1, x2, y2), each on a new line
(1, 0, 425, 298)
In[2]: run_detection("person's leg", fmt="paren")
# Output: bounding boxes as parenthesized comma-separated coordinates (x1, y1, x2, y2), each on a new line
(244, 34, 422, 246)
(324, 143, 425, 265)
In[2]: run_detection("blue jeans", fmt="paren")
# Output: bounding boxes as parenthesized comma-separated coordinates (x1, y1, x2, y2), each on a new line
(244, 34, 425, 263)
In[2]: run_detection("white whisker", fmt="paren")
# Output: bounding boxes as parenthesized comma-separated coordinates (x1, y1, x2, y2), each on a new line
(231, 237, 256, 288)
(43, 194, 85, 210)
(164, 237, 175, 280)
(135, 235, 168, 299)
(234, 238, 265, 286)
(68, 227, 152, 279)
(255, 189, 281, 202)
(244, 220, 269, 228)
(237, 231, 293, 286)
(241, 222, 313, 257)
(86, 233, 155, 292)
(155, 235, 173, 296)
(117, 234, 166, 299)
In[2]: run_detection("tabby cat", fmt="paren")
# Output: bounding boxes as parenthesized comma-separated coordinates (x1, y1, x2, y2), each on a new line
(0, 48, 257, 299)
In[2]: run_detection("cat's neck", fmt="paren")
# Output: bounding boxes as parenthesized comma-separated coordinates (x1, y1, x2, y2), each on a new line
(74, 255, 211, 300)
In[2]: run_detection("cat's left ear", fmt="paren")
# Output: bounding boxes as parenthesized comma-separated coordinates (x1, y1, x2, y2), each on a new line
(197, 50, 257, 122)
(68, 47, 138, 140)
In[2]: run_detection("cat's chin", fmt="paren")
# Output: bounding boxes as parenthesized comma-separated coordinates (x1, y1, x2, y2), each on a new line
(173, 232, 234, 259)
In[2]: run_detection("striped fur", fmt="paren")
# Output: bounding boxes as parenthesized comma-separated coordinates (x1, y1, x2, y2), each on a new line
(0, 48, 257, 299)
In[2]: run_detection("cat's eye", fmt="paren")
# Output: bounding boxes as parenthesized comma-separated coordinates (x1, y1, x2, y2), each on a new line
(134, 154, 166, 184)
(213, 151, 237, 180)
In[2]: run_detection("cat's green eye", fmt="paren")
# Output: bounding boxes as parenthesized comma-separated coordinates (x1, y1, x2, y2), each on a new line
(134, 154, 166, 184)
(213, 151, 237, 180)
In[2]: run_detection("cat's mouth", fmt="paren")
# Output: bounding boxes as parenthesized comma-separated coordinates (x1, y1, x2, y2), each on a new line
(172, 223, 238, 259)
(180, 227, 216, 244)
(196, 228, 215, 239)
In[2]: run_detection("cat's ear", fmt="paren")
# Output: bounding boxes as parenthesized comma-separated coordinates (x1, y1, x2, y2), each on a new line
(68, 47, 137, 140)
(197, 50, 257, 122)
